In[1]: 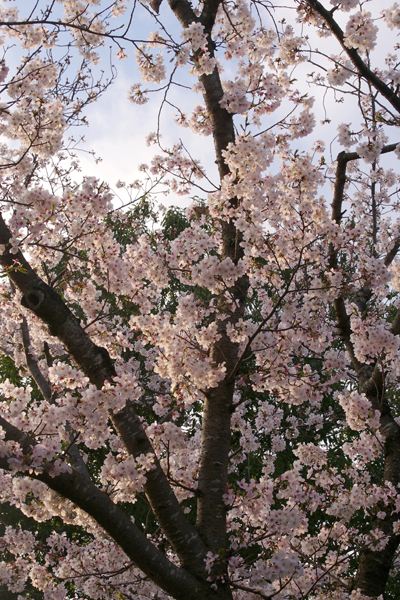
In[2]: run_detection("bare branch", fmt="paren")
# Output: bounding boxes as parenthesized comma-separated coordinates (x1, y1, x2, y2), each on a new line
(305, 0, 400, 115)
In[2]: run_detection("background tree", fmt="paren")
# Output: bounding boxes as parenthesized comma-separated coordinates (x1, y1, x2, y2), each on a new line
(0, 1, 399, 599)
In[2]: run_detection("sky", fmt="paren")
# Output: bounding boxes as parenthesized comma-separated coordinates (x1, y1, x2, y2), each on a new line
(74, 0, 399, 187)
(6, 0, 400, 209)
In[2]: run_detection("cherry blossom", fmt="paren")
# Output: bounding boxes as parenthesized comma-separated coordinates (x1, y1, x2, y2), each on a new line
(0, 0, 397, 599)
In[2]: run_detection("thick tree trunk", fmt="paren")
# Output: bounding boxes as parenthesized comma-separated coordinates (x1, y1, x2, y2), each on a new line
(197, 379, 233, 551)
(330, 150, 400, 597)
(353, 400, 400, 597)
(167, 2, 244, 594)
(0, 1, 243, 597)
(355, 524, 400, 597)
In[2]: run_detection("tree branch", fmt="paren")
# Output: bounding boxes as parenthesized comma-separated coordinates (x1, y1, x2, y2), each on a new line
(329, 144, 400, 376)
(328, 144, 400, 596)
(20, 316, 52, 402)
(0, 213, 207, 577)
(305, 0, 400, 114)
(166, 0, 242, 570)
(20, 316, 91, 478)
(0, 415, 212, 600)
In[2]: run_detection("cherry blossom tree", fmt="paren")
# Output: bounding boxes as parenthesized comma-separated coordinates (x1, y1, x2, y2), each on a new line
(1, 0, 400, 599)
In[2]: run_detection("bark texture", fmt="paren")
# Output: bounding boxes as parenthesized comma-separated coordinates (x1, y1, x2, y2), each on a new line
(0, 0, 244, 595)
(330, 149, 400, 597)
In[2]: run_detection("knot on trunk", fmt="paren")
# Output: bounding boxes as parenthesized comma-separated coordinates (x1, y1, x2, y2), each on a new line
(21, 288, 46, 312)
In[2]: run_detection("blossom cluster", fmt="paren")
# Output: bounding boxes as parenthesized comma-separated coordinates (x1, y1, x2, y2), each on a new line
(0, 0, 399, 599)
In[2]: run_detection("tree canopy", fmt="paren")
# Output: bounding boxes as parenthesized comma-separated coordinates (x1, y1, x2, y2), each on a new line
(0, 0, 399, 599)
